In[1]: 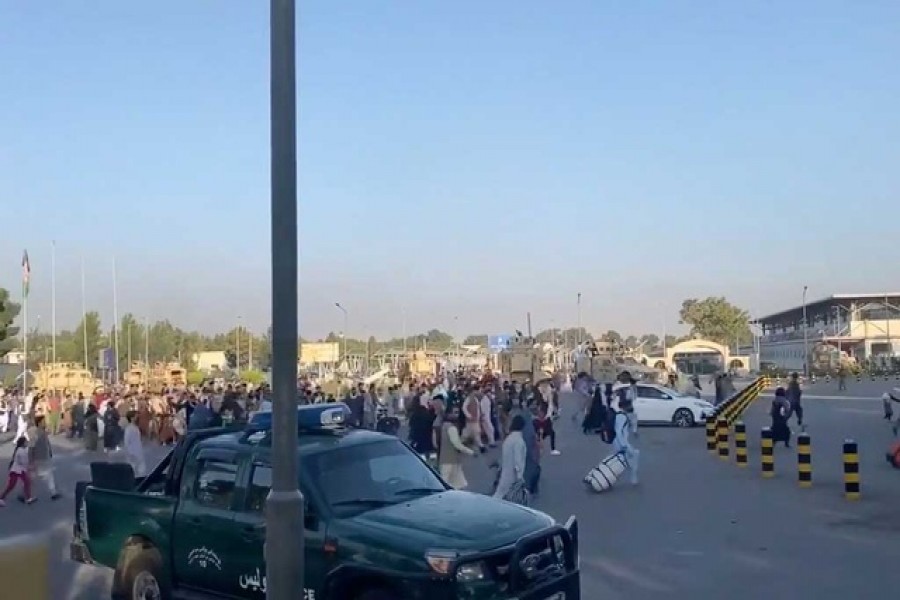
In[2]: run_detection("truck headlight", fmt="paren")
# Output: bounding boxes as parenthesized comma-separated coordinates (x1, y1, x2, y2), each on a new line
(425, 550, 457, 575)
(456, 561, 489, 583)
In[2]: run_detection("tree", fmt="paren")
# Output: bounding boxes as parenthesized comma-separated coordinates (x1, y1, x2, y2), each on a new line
(600, 330, 622, 343)
(640, 334, 660, 349)
(148, 320, 180, 364)
(463, 334, 489, 346)
(74, 311, 104, 370)
(0, 288, 21, 360)
(624, 335, 639, 349)
(679, 297, 752, 346)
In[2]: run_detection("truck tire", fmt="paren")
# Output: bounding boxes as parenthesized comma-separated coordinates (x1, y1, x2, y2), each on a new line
(117, 548, 171, 600)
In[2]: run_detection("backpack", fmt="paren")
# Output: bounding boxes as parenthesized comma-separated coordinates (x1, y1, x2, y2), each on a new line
(599, 409, 617, 444)
(616, 387, 633, 412)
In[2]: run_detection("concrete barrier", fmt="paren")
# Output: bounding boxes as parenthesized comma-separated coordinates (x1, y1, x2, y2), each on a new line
(0, 534, 49, 599)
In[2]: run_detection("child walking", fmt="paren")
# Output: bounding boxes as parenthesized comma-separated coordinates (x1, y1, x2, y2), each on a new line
(0, 437, 36, 506)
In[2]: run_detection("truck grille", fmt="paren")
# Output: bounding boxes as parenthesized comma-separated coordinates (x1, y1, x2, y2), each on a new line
(482, 530, 569, 594)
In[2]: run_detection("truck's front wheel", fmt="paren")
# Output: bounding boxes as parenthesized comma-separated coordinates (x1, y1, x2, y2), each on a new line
(118, 549, 171, 600)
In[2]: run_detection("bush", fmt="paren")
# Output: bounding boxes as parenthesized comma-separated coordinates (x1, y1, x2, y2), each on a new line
(186, 371, 206, 386)
(241, 370, 266, 386)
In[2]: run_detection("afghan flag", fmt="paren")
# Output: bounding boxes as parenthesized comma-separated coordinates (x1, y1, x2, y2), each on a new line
(22, 250, 30, 298)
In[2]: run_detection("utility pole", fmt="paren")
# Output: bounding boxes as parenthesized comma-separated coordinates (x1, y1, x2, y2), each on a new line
(236, 316, 242, 376)
(335, 302, 348, 361)
(802, 285, 809, 377)
(576, 292, 582, 346)
(267, 0, 304, 598)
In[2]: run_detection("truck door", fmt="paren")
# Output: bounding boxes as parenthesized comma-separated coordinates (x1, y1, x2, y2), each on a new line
(172, 447, 240, 596)
(231, 460, 326, 599)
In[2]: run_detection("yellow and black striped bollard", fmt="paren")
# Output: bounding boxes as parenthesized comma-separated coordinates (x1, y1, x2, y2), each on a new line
(706, 416, 716, 454)
(734, 421, 748, 467)
(797, 432, 811, 487)
(716, 418, 729, 460)
(761, 427, 774, 478)
(843, 439, 860, 500)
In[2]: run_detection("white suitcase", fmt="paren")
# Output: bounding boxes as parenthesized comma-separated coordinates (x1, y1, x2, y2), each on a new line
(584, 451, 628, 492)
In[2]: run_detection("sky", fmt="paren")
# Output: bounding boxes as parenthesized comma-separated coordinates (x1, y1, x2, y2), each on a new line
(1, 1, 899, 340)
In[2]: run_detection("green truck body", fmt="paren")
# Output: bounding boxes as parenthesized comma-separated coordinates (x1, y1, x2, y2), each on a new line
(71, 404, 580, 600)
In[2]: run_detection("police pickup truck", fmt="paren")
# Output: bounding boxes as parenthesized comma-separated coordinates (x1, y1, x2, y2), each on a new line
(71, 403, 580, 600)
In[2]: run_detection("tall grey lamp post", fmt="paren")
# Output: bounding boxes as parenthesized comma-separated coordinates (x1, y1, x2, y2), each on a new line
(576, 292, 582, 345)
(335, 302, 348, 361)
(267, 0, 304, 598)
(802, 285, 809, 377)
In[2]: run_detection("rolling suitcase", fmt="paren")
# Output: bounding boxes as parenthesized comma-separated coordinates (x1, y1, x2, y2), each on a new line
(583, 451, 628, 493)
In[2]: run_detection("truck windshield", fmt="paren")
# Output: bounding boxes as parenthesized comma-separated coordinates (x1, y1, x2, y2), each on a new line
(303, 439, 446, 517)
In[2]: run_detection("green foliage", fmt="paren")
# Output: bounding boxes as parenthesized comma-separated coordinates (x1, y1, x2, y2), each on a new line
(463, 334, 488, 346)
(186, 371, 206, 386)
(74, 311, 105, 369)
(600, 330, 622, 342)
(316, 329, 456, 355)
(679, 297, 752, 346)
(0, 287, 21, 359)
(640, 334, 660, 348)
(241, 369, 266, 385)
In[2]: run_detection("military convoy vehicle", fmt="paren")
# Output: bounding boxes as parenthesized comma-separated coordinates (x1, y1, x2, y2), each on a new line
(398, 350, 438, 381)
(574, 341, 665, 384)
(31, 362, 103, 397)
(72, 404, 581, 600)
(809, 342, 858, 375)
(124, 361, 188, 393)
(498, 336, 554, 384)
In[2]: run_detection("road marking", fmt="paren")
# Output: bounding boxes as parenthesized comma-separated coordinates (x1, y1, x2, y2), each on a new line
(761, 393, 881, 402)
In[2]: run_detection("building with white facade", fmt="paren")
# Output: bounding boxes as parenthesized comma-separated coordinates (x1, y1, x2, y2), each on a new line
(0, 350, 25, 365)
(192, 350, 228, 373)
(754, 293, 900, 373)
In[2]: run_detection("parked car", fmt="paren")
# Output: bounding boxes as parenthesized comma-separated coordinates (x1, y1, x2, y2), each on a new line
(612, 383, 714, 427)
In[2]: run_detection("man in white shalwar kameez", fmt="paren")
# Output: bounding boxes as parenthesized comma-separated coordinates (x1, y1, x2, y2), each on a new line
(123, 411, 147, 477)
(494, 415, 527, 499)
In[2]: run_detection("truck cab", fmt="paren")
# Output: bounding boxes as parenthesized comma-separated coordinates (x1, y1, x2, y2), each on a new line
(72, 403, 580, 600)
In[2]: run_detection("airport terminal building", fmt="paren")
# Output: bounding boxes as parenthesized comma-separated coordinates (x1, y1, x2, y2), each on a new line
(754, 293, 900, 373)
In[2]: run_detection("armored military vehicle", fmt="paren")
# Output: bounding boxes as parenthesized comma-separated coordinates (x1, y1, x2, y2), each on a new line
(498, 336, 554, 384)
(32, 362, 103, 397)
(575, 341, 665, 384)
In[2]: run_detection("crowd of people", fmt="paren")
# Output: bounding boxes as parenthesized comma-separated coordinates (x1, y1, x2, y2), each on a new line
(0, 363, 657, 509)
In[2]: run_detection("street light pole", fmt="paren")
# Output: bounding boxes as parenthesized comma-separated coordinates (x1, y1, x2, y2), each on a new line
(236, 316, 242, 377)
(802, 285, 809, 377)
(576, 292, 582, 346)
(267, 0, 304, 598)
(335, 302, 348, 361)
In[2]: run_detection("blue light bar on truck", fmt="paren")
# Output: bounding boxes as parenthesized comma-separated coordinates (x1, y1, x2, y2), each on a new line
(247, 403, 351, 432)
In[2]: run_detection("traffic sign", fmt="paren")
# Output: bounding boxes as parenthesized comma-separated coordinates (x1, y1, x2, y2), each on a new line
(488, 335, 511, 353)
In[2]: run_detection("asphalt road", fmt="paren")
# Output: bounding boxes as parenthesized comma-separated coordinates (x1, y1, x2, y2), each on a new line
(2, 382, 899, 599)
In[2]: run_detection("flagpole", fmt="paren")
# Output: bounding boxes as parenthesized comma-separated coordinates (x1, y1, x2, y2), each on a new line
(81, 256, 89, 370)
(51, 241, 57, 363)
(22, 280, 28, 393)
(21, 250, 29, 394)
(112, 257, 120, 383)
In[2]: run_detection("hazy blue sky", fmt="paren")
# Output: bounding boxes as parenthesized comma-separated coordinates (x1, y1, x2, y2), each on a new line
(2, 1, 899, 340)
